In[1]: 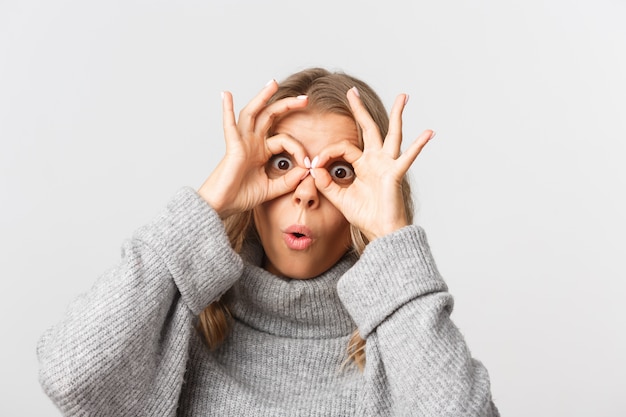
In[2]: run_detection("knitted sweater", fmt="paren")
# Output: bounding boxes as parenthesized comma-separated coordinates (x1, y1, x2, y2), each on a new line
(38, 187, 499, 416)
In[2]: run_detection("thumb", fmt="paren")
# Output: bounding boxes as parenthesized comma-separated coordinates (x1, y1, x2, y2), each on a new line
(312, 168, 346, 210)
(266, 167, 308, 200)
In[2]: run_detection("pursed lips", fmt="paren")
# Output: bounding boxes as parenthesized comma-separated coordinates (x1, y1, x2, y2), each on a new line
(282, 224, 314, 250)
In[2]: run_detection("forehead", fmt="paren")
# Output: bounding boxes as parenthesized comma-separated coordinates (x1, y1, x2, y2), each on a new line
(272, 111, 360, 155)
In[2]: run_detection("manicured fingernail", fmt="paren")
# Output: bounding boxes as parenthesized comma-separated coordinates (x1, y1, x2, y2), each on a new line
(310, 156, 319, 169)
(404, 94, 410, 105)
(265, 79, 276, 87)
(310, 168, 317, 179)
(351, 86, 360, 97)
(430, 131, 437, 140)
(297, 95, 308, 100)
(304, 156, 311, 168)
(220, 91, 225, 100)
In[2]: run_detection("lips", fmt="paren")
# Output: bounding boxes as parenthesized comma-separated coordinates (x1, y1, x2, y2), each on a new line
(283, 225, 314, 250)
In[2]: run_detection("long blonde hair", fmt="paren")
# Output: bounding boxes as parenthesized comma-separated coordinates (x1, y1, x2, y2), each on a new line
(197, 68, 414, 371)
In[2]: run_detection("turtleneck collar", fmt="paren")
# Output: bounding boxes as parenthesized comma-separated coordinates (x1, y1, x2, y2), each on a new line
(223, 239, 358, 339)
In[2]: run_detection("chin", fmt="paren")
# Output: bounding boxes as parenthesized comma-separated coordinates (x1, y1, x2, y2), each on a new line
(286, 271, 320, 280)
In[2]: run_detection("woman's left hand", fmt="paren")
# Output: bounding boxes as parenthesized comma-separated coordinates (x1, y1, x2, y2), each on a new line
(312, 87, 435, 241)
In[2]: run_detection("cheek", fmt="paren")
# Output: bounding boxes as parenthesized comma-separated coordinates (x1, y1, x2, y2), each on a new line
(324, 204, 352, 241)
(252, 206, 269, 238)
(253, 199, 282, 238)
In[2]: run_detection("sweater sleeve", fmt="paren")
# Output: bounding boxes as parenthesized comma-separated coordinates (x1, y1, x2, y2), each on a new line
(37, 187, 243, 416)
(337, 225, 499, 416)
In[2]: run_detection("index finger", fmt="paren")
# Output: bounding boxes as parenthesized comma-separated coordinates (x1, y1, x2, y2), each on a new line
(237, 79, 280, 131)
(254, 95, 309, 135)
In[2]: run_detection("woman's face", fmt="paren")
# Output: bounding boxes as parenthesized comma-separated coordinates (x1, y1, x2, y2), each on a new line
(253, 110, 359, 279)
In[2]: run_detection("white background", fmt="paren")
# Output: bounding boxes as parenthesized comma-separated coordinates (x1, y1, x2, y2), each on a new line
(1, 0, 625, 415)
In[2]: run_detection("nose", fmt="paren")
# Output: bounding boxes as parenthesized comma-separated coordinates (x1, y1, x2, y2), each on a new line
(292, 175, 319, 209)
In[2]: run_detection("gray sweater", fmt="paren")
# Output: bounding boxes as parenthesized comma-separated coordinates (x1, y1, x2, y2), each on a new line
(38, 188, 499, 416)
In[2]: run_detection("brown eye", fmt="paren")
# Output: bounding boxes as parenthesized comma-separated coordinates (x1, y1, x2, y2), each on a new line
(333, 167, 348, 178)
(328, 162, 355, 184)
(276, 159, 290, 170)
(268, 154, 293, 176)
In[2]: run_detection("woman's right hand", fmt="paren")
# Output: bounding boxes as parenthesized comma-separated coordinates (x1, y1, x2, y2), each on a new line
(198, 80, 309, 218)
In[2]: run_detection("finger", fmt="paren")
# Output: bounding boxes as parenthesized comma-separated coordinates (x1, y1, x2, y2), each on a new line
(222, 91, 239, 148)
(396, 130, 435, 173)
(346, 87, 382, 150)
(254, 95, 309, 135)
(265, 133, 308, 167)
(311, 166, 347, 212)
(238, 79, 280, 133)
(315, 140, 363, 167)
(266, 166, 308, 201)
(383, 94, 408, 158)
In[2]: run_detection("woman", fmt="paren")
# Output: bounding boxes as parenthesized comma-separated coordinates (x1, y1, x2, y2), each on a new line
(38, 68, 499, 416)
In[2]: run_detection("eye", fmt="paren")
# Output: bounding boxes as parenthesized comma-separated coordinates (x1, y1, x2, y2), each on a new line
(267, 154, 294, 177)
(328, 161, 355, 185)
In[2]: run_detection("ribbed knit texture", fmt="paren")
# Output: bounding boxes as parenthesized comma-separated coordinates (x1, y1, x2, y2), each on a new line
(38, 187, 499, 416)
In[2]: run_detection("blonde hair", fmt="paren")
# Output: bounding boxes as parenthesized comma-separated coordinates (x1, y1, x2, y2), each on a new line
(198, 68, 414, 371)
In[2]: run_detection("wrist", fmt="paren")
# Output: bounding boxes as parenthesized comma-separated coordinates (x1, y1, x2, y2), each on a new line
(362, 220, 409, 242)
(197, 181, 230, 219)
